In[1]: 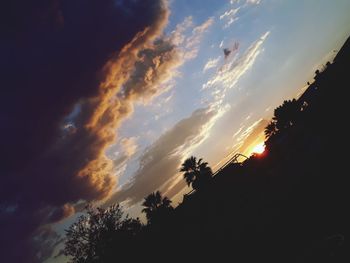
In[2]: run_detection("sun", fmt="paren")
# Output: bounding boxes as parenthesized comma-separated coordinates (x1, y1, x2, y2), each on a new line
(251, 142, 265, 155)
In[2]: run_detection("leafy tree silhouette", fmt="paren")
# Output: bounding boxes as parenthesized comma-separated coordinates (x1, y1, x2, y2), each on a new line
(64, 204, 142, 263)
(265, 99, 301, 140)
(264, 120, 278, 139)
(180, 156, 213, 191)
(142, 191, 173, 224)
(273, 99, 300, 131)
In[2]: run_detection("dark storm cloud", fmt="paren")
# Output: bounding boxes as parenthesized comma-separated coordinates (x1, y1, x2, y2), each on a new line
(0, 0, 170, 262)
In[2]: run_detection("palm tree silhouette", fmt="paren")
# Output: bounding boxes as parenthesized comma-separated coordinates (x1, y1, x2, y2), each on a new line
(180, 156, 212, 191)
(142, 191, 173, 224)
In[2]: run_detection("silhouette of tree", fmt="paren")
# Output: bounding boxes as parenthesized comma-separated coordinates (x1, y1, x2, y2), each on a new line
(180, 156, 213, 191)
(181, 156, 197, 186)
(64, 204, 142, 263)
(142, 191, 173, 224)
(264, 121, 278, 138)
(273, 99, 300, 131)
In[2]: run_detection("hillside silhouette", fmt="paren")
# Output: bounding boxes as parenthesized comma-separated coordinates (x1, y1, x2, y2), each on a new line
(64, 36, 349, 263)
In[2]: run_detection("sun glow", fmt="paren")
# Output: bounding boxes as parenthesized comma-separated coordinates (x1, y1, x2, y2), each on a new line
(251, 142, 265, 155)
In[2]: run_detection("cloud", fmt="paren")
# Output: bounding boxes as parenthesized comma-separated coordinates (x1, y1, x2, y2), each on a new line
(164, 16, 214, 63)
(202, 31, 270, 98)
(235, 119, 268, 155)
(223, 0, 261, 28)
(105, 106, 224, 207)
(234, 119, 265, 145)
(169, 16, 194, 46)
(219, 7, 240, 29)
(233, 126, 245, 139)
(47, 204, 76, 224)
(203, 56, 221, 72)
(34, 227, 65, 263)
(246, 0, 261, 5)
(120, 137, 138, 157)
(220, 7, 240, 20)
(215, 118, 268, 168)
(110, 137, 139, 180)
(183, 17, 214, 59)
(0, 0, 174, 262)
(230, 0, 261, 5)
(121, 37, 182, 102)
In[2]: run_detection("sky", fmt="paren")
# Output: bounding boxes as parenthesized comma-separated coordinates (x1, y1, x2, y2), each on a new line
(1, 0, 350, 262)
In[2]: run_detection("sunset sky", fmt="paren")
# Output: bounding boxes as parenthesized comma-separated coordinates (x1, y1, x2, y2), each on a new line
(1, 1, 350, 262)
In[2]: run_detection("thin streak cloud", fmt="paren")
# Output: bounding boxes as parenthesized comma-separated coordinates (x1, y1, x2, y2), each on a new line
(203, 56, 221, 72)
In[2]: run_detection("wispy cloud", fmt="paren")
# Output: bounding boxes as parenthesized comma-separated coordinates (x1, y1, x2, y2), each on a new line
(232, 126, 244, 138)
(183, 17, 215, 59)
(168, 16, 214, 60)
(215, 118, 267, 169)
(220, 7, 240, 20)
(223, 0, 261, 28)
(246, 0, 261, 5)
(235, 118, 263, 143)
(235, 119, 267, 155)
(230, 0, 261, 5)
(111, 137, 139, 180)
(203, 31, 270, 97)
(203, 56, 221, 72)
(169, 16, 194, 46)
(220, 7, 240, 29)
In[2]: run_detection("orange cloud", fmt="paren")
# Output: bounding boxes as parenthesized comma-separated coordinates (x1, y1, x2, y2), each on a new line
(63, 0, 172, 204)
